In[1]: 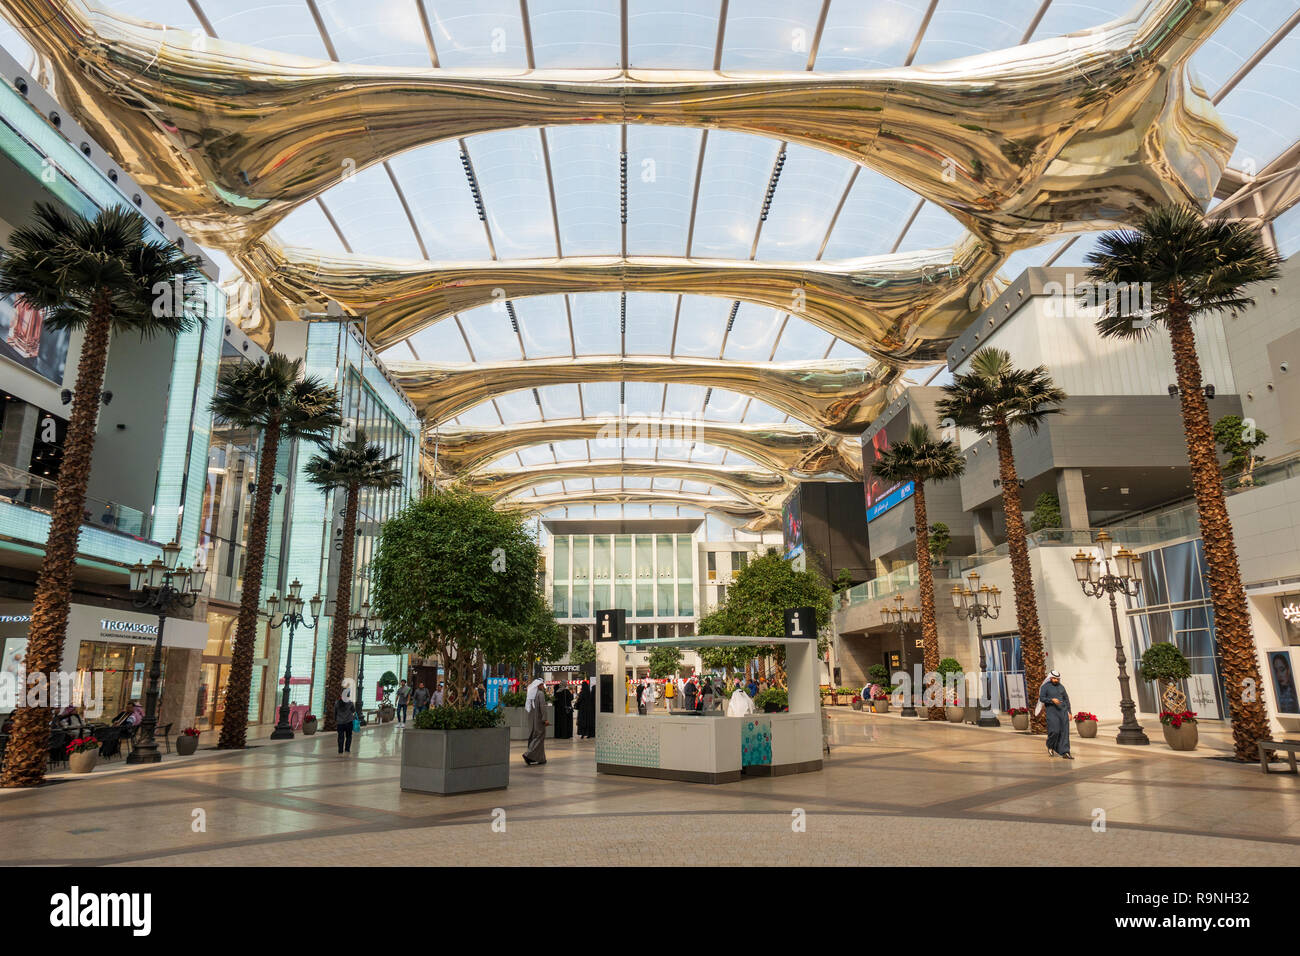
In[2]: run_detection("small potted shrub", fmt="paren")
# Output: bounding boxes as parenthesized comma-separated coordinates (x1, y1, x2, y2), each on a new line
(378, 670, 399, 723)
(850, 693, 864, 712)
(1160, 710, 1199, 751)
(176, 727, 201, 756)
(302, 714, 318, 736)
(1139, 641, 1192, 713)
(402, 704, 509, 795)
(66, 736, 100, 774)
(1073, 711, 1098, 739)
(866, 665, 891, 713)
(937, 658, 965, 722)
(1008, 707, 1031, 731)
(755, 687, 789, 713)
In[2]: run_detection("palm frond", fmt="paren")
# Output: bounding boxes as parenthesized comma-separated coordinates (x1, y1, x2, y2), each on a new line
(306, 428, 405, 493)
(870, 423, 965, 484)
(935, 347, 1065, 436)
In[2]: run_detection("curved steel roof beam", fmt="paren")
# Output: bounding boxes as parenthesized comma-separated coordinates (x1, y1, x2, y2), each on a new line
(1, 0, 1236, 253)
(502, 490, 776, 533)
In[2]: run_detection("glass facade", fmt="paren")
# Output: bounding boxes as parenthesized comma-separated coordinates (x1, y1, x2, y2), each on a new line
(549, 531, 698, 622)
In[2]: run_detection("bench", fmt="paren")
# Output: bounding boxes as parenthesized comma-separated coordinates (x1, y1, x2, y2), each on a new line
(1257, 739, 1300, 774)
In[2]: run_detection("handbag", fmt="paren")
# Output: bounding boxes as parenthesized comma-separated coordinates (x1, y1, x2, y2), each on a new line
(352, 717, 360, 732)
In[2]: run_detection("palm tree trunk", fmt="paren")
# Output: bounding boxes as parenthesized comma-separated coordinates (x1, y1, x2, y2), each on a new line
(994, 423, 1048, 735)
(217, 416, 280, 749)
(323, 481, 359, 732)
(1167, 313, 1270, 760)
(1, 296, 111, 787)
(912, 483, 946, 720)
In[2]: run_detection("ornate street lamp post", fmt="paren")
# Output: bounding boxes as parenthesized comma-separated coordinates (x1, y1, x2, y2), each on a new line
(1072, 530, 1150, 745)
(881, 594, 921, 717)
(125, 542, 206, 763)
(350, 601, 383, 726)
(951, 571, 1002, 727)
(264, 579, 322, 740)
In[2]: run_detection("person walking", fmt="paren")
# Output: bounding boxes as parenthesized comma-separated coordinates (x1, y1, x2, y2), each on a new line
(413, 682, 430, 716)
(576, 679, 596, 738)
(522, 677, 548, 765)
(684, 676, 697, 712)
(394, 679, 410, 724)
(664, 677, 676, 711)
(335, 687, 357, 755)
(433, 681, 445, 707)
(1038, 670, 1074, 759)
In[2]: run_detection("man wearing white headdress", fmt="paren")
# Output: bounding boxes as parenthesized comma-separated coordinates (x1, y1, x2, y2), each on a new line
(523, 677, 548, 765)
(727, 682, 755, 717)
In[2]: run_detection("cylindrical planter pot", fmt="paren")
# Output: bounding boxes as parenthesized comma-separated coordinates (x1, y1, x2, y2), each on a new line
(302, 718, 318, 736)
(176, 734, 199, 756)
(1076, 719, 1098, 739)
(946, 706, 964, 723)
(872, 699, 890, 713)
(68, 749, 98, 774)
(379, 706, 395, 724)
(1162, 721, 1199, 751)
(1012, 713, 1030, 731)
(850, 699, 863, 711)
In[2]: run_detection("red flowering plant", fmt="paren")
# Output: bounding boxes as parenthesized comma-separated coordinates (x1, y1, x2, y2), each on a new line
(1006, 707, 1030, 716)
(65, 736, 100, 755)
(851, 694, 862, 704)
(1160, 710, 1197, 728)
(181, 727, 201, 737)
(1073, 712, 1098, 722)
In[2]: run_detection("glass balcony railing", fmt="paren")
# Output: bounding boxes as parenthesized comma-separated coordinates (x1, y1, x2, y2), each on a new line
(0, 462, 152, 541)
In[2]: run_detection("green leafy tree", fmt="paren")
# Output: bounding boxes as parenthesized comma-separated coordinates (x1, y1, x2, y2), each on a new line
(648, 645, 683, 678)
(937, 349, 1065, 733)
(305, 429, 403, 730)
(871, 423, 966, 719)
(491, 586, 567, 678)
(832, 567, 853, 592)
(0, 204, 203, 787)
(370, 488, 541, 707)
(209, 353, 341, 748)
(1087, 204, 1280, 760)
(928, 522, 951, 564)
(1213, 414, 1268, 484)
(1029, 492, 1062, 532)
(568, 635, 596, 670)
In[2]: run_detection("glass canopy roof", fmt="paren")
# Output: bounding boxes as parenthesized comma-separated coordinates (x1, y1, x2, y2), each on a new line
(1, 0, 1295, 538)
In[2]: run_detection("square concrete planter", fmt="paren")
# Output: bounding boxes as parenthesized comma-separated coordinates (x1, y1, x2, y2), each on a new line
(400, 727, 510, 795)
(502, 705, 555, 741)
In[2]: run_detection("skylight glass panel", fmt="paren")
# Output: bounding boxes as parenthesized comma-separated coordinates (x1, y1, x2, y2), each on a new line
(627, 126, 702, 256)
(901, 202, 967, 249)
(825, 338, 868, 360)
(518, 446, 555, 467)
(454, 402, 503, 427)
(532, 481, 565, 496)
(0, 12, 34, 68)
(274, 200, 350, 256)
(624, 476, 654, 490)
(998, 238, 1072, 282)
(1213, 26, 1300, 171)
(770, 323, 832, 361)
(205, 1, 329, 60)
(593, 476, 622, 490)
(627, 0, 721, 68)
(470, 128, 558, 258)
(529, 0, 621, 68)
(623, 382, 665, 416)
(570, 293, 622, 354)
(662, 384, 708, 417)
(1048, 230, 1112, 268)
(310, 163, 421, 259)
(318, 0, 431, 65)
(460, 306, 523, 362)
(402, 320, 471, 363)
(589, 440, 621, 461)
(495, 389, 542, 424)
(386, 142, 492, 261)
(723, 451, 761, 468)
(564, 479, 597, 495)
(580, 381, 621, 417)
(820, 174, 929, 260)
(691, 131, 781, 258)
(538, 383, 582, 419)
(655, 445, 695, 462)
(552, 440, 588, 461)
(912, 1, 1044, 65)
(721, 0, 827, 71)
(723, 304, 786, 362)
(1274, 202, 1300, 260)
(623, 293, 678, 355)
(108, 0, 198, 31)
(1027, 0, 1142, 42)
(755, 145, 856, 260)
(703, 389, 748, 422)
(623, 503, 653, 518)
(1188, 0, 1298, 98)
(652, 478, 681, 492)
(425, 0, 528, 68)
(591, 504, 619, 518)
(515, 295, 574, 358)
(681, 480, 713, 495)
(650, 505, 681, 519)
(815, 0, 933, 71)
(742, 399, 787, 422)
(549, 126, 621, 256)
(672, 297, 730, 357)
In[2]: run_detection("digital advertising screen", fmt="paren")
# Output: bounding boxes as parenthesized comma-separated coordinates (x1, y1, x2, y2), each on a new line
(863, 412, 915, 523)
(0, 293, 70, 385)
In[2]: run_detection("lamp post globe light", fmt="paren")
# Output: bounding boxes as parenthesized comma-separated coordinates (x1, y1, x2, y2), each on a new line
(881, 593, 921, 717)
(125, 542, 206, 764)
(350, 602, 383, 726)
(951, 571, 1002, 727)
(1071, 529, 1150, 745)
(264, 579, 322, 740)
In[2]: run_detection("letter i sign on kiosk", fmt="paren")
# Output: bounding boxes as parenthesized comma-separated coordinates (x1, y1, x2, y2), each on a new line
(784, 606, 817, 640)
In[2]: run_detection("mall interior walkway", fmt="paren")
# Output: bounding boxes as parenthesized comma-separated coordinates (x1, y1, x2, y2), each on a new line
(2, 713, 1297, 866)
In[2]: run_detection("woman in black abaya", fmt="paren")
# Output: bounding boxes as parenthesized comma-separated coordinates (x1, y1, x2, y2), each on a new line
(554, 682, 574, 739)
(576, 680, 596, 739)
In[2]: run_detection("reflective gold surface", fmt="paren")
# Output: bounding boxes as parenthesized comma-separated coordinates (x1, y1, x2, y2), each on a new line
(2, 0, 1235, 253)
(427, 418, 862, 481)
(390, 356, 898, 434)
(502, 490, 776, 532)
(243, 238, 998, 363)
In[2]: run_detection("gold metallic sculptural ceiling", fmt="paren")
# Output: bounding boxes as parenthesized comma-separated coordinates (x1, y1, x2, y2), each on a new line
(1, 0, 1235, 255)
(389, 356, 896, 435)
(427, 419, 863, 483)
(503, 491, 775, 534)
(244, 238, 996, 364)
(467, 461, 793, 513)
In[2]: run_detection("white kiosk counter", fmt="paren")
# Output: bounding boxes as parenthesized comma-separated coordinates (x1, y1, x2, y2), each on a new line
(593, 610, 824, 784)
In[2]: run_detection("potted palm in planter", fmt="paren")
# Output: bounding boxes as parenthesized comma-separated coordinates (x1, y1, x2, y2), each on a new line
(176, 727, 201, 756)
(1074, 712, 1099, 739)
(301, 714, 318, 736)
(1008, 707, 1031, 731)
(938, 658, 965, 722)
(1160, 710, 1199, 751)
(66, 736, 100, 774)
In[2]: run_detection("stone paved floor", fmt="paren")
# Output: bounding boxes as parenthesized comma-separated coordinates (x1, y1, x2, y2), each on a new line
(3, 711, 1299, 866)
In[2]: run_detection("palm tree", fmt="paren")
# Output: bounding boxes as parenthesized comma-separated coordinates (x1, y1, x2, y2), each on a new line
(209, 354, 340, 748)
(936, 348, 1066, 734)
(872, 424, 966, 719)
(1086, 204, 1280, 760)
(0, 204, 202, 788)
(305, 430, 403, 730)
